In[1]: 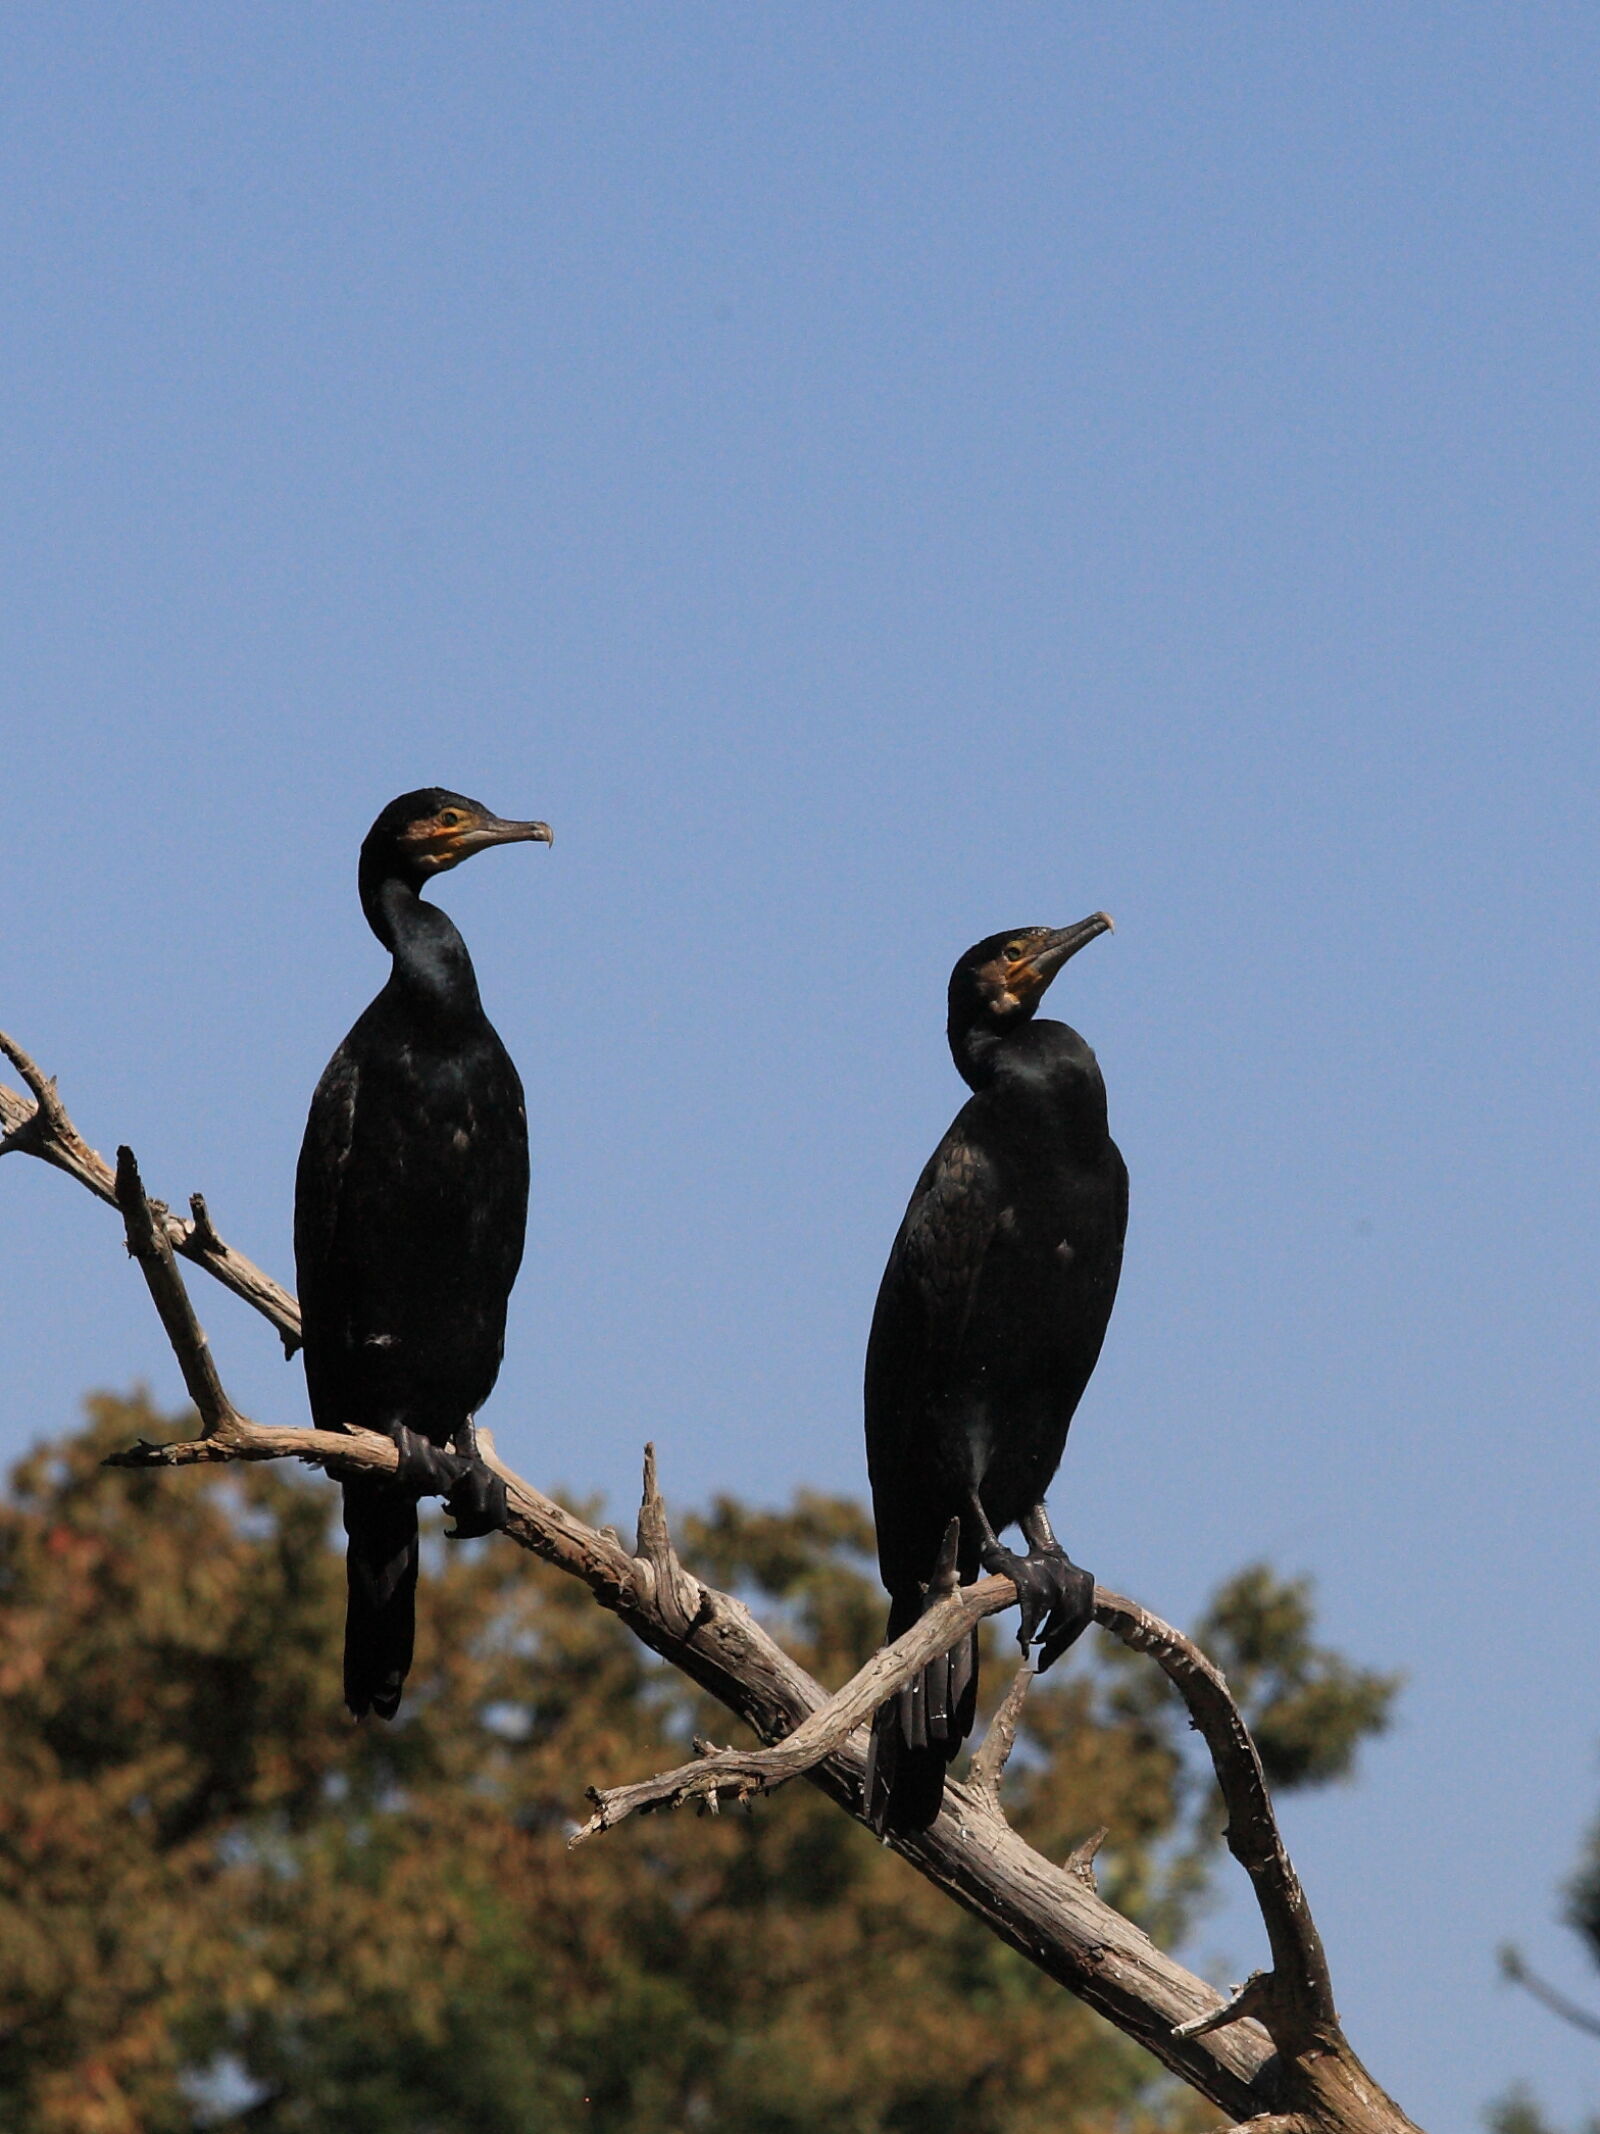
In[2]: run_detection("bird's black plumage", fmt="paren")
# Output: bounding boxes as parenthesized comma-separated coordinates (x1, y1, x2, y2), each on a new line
(294, 788, 551, 1719)
(864, 917, 1127, 1831)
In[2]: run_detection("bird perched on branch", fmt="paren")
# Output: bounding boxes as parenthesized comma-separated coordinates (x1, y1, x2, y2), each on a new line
(295, 788, 551, 1719)
(864, 917, 1127, 1833)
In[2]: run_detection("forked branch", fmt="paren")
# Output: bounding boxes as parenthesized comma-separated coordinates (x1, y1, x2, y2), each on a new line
(2, 1036, 1423, 2134)
(1, 1032, 301, 1351)
(114, 1145, 242, 1438)
(1096, 1590, 1337, 2050)
(967, 1659, 1036, 1804)
(572, 1570, 1019, 1841)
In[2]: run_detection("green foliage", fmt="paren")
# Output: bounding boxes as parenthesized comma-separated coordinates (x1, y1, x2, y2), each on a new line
(0, 1397, 1396, 2134)
(1485, 2086, 1600, 2134)
(1487, 2091, 1559, 2134)
(1491, 1773, 1600, 2130)
(1568, 1814, 1600, 1969)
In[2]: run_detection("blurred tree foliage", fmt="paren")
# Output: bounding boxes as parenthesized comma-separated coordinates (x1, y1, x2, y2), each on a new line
(0, 1395, 1398, 2134)
(1486, 2095, 1600, 2134)
(1488, 1805, 1600, 2134)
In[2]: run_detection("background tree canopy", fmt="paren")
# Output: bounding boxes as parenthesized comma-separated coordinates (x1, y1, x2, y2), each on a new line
(0, 1395, 1397, 2134)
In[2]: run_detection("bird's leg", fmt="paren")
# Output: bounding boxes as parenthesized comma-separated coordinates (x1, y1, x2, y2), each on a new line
(972, 1497, 1095, 1671)
(442, 1415, 509, 1541)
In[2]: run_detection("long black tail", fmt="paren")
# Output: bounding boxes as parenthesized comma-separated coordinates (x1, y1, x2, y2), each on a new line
(341, 1478, 420, 1720)
(864, 1592, 979, 1835)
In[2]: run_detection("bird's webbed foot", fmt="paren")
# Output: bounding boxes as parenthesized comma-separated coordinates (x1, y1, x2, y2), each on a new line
(384, 1429, 506, 1536)
(978, 1539, 1095, 1671)
(391, 1426, 472, 1500)
(442, 1458, 508, 1541)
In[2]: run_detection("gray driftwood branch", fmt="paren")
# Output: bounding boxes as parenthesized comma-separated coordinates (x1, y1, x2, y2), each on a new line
(1, 1041, 1423, 2134)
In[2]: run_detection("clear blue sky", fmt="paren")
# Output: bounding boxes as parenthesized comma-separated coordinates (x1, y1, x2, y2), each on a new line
(3, 8, 1597, 2125)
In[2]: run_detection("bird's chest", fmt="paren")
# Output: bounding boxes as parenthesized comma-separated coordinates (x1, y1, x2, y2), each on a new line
(343, 1039, 526, 1245)
(986, 1148, 1117, 1308)
(363, 1042, 508, 1151)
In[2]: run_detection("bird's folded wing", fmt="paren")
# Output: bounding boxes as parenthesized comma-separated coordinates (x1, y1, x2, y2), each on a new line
(293, 1046, 361, 1323)
(890, 1133, 1002, 1356)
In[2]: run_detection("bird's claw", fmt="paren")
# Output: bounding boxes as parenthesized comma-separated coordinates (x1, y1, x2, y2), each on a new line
(443, 1460, 509, 1541)
(981, 1543, 1095, 1671)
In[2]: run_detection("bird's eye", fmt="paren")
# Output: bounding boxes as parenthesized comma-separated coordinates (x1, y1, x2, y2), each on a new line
(1005, 939, 1028, 960)
(438, 810, 462, 829)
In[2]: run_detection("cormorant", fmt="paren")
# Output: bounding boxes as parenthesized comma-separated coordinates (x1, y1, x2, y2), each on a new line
(863, 917, 1126, 1832)
(294, 788, 551, 1719)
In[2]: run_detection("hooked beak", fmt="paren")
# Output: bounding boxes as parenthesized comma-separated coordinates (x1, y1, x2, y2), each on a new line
(1021, 911, 1114, 993)
(457, 814, 554, 856)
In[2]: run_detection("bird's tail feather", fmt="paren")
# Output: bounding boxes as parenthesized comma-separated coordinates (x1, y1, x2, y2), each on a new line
(342, 1478, 420, 1721)
(864, 1596, 979, 1835)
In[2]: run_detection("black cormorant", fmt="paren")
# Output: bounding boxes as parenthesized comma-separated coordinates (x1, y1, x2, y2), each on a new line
(863, 917, 1126, 1832)
(295, 788, 551, 1719)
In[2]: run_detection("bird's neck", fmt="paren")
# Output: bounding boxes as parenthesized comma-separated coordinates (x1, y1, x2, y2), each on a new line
(951, 1022, 1006, 1091)
(952, 1017, 1103, 1113)
(363, 876, 485, 1022)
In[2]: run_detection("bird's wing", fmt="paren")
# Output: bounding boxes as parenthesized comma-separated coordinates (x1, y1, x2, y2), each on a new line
(865, 1127, 1004, 1593)
(889, 1132, 1001, 1359)
(292, 1043, 361, 1357)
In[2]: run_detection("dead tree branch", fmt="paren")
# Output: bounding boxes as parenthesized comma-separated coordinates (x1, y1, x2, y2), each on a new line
(572, 1570, 1018, 1840)
(3, 1036, 1423, 2134)
(1, 1032, 302, 1352)
(966, 1658, 1035, 1805)
(114, 1145, 243, 1437)
(1095, 1589, 1336, 2053)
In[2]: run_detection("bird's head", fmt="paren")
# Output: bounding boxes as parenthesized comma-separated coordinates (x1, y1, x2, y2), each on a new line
(361, 789, 553, 891)
(948, 915, 1114, 1037)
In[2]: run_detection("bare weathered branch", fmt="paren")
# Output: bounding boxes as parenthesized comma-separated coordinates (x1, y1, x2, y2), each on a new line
(188, 1192, 225, 1256)
(572, 1570, 1019, 1841)
(577, 1573, 1342, 2060)
(1096, 1588, 1337, 2051)
(110, 1388, 1419, 2128)
(630, 1441, 707, 1637)
(114, 1146, 242, 1437)
(1176, 1971, 1277, 2042)
(98, 1190, 397, 1474)
(104, 1420, 402, 1473)
(1, 1035, 302, 1352)
(1, 1029, 121, 1203)
(6, 1030, 1426, 2133)
(968, 1659, 1036, 1806)
(1064, 1824, 1108, 1890)
(112, 1398, 1288, 2113)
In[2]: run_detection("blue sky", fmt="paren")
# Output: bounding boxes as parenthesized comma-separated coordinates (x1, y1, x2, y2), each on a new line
(3, 8, 1598, 2125)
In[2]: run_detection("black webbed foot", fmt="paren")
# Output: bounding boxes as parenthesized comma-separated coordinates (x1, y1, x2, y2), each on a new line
(391, 1426, 472, 1499)
(443, 1458, 509, 1541)
(979, 1541, 1095, 1671)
